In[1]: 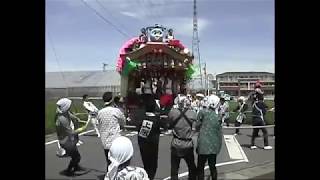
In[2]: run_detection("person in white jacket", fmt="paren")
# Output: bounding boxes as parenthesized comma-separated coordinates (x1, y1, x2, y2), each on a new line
(82, 94, 100, 137)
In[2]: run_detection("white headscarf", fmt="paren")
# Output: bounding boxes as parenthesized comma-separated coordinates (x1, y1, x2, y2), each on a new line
(105, 136, 134, 180)
(174, 94, 189, 109)
(207, 95, 220, 113)
(201, 97, 209, 108)
(56, 98, 72, 114)
(238, 96, 246, 102)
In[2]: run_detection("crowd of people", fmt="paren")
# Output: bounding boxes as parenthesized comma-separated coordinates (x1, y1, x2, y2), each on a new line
(54, 82, 273, 180)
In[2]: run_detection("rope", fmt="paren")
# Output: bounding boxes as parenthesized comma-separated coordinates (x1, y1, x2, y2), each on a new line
(222, 125, 275, 129)
(122, 125, 275, 130)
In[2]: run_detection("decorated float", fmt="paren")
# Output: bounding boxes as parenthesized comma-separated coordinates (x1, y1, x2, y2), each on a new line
(115, 24, 196, 120)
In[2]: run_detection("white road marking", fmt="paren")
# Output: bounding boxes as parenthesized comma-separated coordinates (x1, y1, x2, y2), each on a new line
(125, 131, 138, 137)
(45, 139, 58, 145)
(126, 133, 137, 137)
(162, 159, 248, 180)
(233, 135, 249, 162)
(45, 129, 95, 145)
(224, 135, 246, 160)
(46, 129, 140, 145)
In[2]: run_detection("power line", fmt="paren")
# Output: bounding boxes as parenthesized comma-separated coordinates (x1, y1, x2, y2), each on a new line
(46, 30, 69, 94)
(95, 0, 133, 37)
(79, 0, 130, 38)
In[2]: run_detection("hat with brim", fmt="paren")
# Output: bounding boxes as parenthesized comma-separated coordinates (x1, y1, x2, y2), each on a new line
(196, 93, 205, 98)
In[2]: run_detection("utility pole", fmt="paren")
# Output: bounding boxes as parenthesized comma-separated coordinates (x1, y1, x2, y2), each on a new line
(192, 0, 203, 89)
(203, 62, 207, 95)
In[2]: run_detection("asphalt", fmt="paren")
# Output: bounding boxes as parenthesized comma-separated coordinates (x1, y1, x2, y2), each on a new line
(45, 126, 274, 180)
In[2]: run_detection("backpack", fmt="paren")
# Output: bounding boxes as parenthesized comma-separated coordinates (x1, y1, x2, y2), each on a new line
(170, 109, 193, 141)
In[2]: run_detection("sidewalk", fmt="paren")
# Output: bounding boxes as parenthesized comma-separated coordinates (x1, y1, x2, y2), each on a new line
(218, 162, 274, 180)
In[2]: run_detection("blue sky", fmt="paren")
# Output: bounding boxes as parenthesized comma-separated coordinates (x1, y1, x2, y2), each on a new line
(46, 0, 274, 74)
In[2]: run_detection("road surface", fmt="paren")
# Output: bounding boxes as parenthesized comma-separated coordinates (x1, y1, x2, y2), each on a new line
(45, 127, 274, 180)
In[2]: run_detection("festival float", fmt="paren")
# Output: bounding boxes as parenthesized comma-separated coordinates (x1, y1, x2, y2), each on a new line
(115, 24, 196, 121)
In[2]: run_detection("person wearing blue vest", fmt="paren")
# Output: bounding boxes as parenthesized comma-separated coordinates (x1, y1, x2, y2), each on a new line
(250, 92, 272, 150)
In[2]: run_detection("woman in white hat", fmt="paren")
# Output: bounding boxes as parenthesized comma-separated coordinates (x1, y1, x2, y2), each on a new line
(218, 95, 230, 127)
(55, 98, 89, 176)
(233, 96, 248, 135)
(196, 95, 222, 180)
(105, 136, 149, 180)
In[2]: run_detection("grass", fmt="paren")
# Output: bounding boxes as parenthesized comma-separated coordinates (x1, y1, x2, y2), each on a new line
(45, 99, 104, 135)
(46, 99, 274, 135)
(228, 100, 274, 125)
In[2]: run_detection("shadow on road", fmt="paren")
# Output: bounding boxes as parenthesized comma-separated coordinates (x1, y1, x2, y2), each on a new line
(248, 172, 275, 179)
(241, 144, 253, 148)
(246, 134, 274, 138)
(82, 134, 99, 137)
(59, 169, 91, 177)
(241, 144, 269, 150)
(97, 174, 105, 180)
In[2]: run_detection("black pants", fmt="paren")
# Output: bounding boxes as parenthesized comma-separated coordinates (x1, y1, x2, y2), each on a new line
(197, 154, 217, 180)
(62, 145, 81, 172)
(104, 149, 111, 171)
(225, 118, 230, 127)
(171, 147, 197, 180)
(235, 121, 241, 134)
(138, 139, 159, 180)
(251, 119, 269, 146)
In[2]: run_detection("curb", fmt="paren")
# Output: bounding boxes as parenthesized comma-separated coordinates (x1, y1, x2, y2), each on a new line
(218, 162, 274, 179)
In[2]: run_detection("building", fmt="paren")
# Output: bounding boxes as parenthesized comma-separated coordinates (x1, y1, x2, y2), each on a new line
(46, 70, 121, 99)
(216, 72, 274, 96)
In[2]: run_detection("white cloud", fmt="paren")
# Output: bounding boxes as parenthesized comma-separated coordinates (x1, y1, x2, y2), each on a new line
(120, 11, 141, 19)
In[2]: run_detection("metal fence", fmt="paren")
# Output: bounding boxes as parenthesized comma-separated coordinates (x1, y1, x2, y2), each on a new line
(45, 86, 120, 100)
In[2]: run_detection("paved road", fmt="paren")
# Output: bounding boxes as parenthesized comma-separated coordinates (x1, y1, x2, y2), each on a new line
(249, 172, 274, 179)
(45, 127, 274, 180)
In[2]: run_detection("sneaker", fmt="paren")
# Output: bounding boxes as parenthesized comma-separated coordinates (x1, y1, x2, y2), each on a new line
(250, 145, 257, 149)
(78, 140, 84, 144)
(76, 142, 81, 146)
(56, 148, 66, 157)
(264, 146, 273, 150)
(234, 133, 238, 136)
